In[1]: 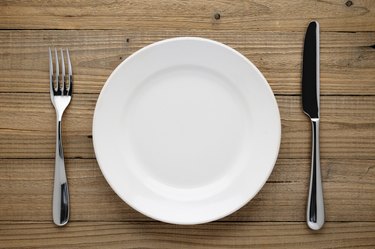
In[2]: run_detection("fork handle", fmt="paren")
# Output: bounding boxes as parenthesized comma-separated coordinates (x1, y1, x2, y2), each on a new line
(53, 118, 69, 226)
(307, 118, 324, 230)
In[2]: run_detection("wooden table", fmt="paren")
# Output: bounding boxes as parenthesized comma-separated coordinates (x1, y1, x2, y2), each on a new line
(0, 1, 374, 248)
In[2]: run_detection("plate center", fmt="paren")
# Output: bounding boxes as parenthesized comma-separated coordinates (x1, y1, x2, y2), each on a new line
(122, 66, 249, 189)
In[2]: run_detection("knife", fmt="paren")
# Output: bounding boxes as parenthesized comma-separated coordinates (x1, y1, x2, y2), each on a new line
(302, 20, 325, 230)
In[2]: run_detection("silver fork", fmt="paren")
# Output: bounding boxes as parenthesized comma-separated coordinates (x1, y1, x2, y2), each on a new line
(49, 48, 72, 226)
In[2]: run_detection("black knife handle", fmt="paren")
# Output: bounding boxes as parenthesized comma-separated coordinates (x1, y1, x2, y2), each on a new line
(307, 118, 325, 230)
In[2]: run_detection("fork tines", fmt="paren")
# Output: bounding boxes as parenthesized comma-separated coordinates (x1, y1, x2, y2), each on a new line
(49, 48, 72, 96)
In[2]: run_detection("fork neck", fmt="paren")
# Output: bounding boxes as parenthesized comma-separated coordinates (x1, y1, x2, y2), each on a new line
(56, 112, 64, 121)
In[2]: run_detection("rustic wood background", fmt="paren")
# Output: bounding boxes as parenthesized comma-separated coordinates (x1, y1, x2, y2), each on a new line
(0, 0, 374, 248)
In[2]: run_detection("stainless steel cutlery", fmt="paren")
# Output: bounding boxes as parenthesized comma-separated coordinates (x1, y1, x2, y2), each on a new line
(49, 48, 73, 226)
(45, 26, 325, 229)
(302, 21, 325, 230)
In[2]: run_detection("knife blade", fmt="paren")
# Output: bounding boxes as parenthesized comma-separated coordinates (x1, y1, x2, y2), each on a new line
(302, 21, 320, 118)
(302, 21, 325, 230)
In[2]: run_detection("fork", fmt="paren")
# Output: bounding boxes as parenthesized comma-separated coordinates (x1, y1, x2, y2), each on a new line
(49, 48, 72, 226)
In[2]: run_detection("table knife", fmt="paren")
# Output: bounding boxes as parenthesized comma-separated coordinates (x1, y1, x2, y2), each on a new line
(302, 21, 325, 230)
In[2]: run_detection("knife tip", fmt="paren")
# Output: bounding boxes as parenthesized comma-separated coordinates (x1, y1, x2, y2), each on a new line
(307, 21, 320, 34)
(309, 20, 319, 28)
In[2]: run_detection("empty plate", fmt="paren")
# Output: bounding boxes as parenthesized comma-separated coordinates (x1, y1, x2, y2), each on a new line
(93, 37, 281, 224)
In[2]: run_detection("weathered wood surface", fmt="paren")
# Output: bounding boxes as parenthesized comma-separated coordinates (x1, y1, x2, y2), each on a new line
(0, 158, 374, 222)
(0, 94, 374, 159)
(0, 0, 374, 32)
(0, 0, 374, 248)
(0, 30, 374, 95)
(1, 222, 375, 249)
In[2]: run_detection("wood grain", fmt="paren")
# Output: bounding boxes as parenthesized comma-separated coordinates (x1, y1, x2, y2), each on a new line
(0, 158, 374, 222)
(0, 221, 374, 249)
(1, 0, 374, 247)
(0, 30, 374, 95)
(0, 0, 374, 32)
(0, 94, 374, 159)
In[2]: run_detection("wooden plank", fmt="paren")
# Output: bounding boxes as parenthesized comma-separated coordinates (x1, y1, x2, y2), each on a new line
(0, 221, 374, 249)
(0, 30, 374, 95)
(0, 158, 373, 222)
(0, 94, 374, 159)
(0, 0, 374, 31)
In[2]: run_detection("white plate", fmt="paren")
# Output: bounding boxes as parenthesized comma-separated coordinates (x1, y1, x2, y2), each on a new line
(93, 37, 281, 224)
